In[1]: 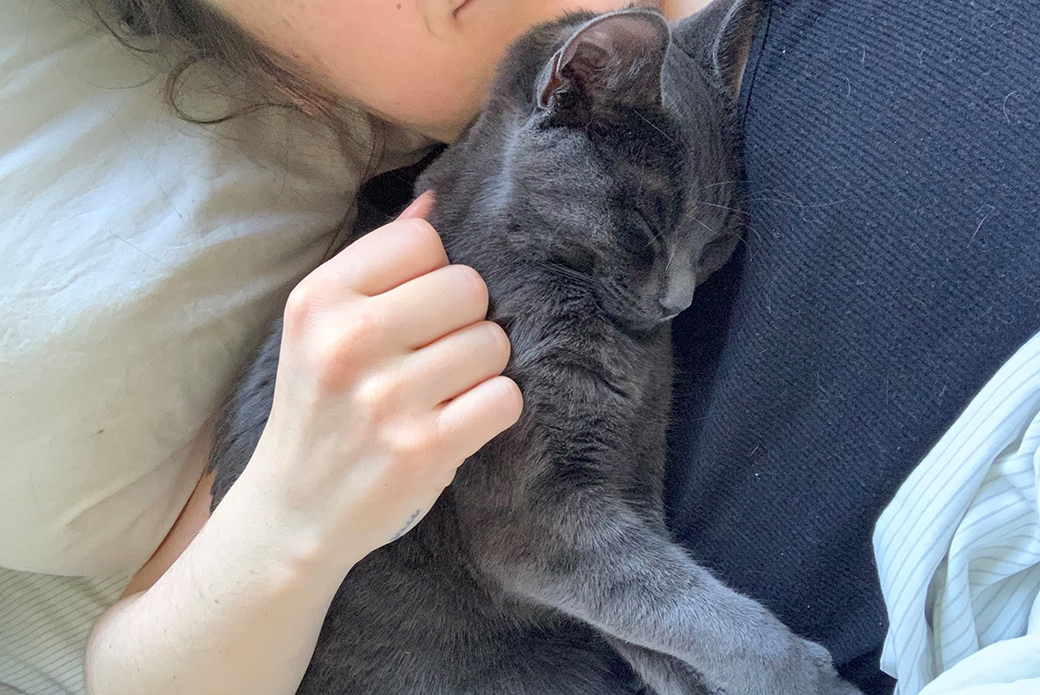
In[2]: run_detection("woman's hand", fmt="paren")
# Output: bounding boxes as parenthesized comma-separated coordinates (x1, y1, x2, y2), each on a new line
(86, 194, 521, 695)
(236, 192, 522, 577)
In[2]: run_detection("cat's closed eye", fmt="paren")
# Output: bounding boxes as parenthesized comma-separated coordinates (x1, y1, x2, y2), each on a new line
(618, 209, 662, 266)
(553, 246, 597, 278)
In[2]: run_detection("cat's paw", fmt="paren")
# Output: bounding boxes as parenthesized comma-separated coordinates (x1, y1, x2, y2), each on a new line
(803, 639, 835, 671)
(818, 675, 865, 695)
(802, 640, 864, 695)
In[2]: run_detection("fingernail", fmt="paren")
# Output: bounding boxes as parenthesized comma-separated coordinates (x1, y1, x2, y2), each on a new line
(398, 191, 435, 220)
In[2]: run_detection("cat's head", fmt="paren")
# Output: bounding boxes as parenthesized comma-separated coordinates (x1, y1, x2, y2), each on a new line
(418, 0, 765, 332)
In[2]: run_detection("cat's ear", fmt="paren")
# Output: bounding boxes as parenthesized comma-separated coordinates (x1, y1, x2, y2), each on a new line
(537, 10, 671, 123)
(673, 0, 768, 97)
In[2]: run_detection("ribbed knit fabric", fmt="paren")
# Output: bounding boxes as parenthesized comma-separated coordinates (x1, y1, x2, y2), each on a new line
(665, 2, 1040, 694)
(0, 569, 130, 695)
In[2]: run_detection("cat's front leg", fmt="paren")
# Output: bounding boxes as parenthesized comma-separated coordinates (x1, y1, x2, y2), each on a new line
(603, 638, 715, 695)
(484, 506, 863, 695)
(611, 635, 861, 695)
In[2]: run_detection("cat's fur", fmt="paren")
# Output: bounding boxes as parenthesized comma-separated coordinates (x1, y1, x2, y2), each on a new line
(208, 2, 864, 694)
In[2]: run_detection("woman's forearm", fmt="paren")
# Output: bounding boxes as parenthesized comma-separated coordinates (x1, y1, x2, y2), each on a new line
(84, 473, 352, 695)
(83, 198, 521, 695)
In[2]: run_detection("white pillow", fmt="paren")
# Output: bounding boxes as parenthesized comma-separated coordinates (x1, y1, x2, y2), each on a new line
(0, 0, 426, 577)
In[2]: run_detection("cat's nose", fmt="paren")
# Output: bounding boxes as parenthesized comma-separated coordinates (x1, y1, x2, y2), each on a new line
(658, 298, 690, 321)
(660, 270, 695, 321)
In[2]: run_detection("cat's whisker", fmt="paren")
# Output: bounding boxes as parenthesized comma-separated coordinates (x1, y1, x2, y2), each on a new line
(647, 225, 670, 246)
(665, 247, 677, 273)
(689, 215, 715, 235)
(692, 200, 748, 215)
(537, 261, 599, 290)
(741, 221, 764, 243)
(699, 179, 743, 190)
(746, 196, 850, 210)
(633, 108, 678, 146)
(600, 281, 630, 311)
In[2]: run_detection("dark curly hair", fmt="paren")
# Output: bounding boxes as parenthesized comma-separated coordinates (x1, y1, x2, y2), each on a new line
(93, 0, 339, 124)
(89, 0, 415, 260)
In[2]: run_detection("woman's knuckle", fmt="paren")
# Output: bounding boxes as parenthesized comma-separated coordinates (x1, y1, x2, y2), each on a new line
(312, 338, 351, 389)
(355, 375, 397, 418)
(341, 305, 385, 348)
(311, 322, 384, 390)
(392, 426, 439, 465)
(284, 280, 321, 328)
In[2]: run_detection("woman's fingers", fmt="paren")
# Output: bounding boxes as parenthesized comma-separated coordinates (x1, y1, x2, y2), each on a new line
(335, 218, 449, 297)
(401, 321, 511, 408)
(437, 375, 523, 461)
(370, 263, 490, 350)
(313, 193, 446, 299)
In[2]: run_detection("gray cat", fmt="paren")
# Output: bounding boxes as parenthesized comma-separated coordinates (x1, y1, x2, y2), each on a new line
(208, 2, 865, 694)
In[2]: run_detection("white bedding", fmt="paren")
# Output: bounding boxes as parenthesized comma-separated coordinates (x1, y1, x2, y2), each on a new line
(0, 0, 423, 579)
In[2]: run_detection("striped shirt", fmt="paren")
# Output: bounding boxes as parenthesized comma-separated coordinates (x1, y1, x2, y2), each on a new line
(874, 331, 1040, 695)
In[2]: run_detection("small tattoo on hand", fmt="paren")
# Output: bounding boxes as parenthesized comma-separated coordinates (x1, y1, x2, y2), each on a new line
(390, 509, 422, 541)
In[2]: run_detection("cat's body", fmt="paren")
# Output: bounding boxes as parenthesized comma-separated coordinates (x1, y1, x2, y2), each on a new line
(209, 3, 864, 694)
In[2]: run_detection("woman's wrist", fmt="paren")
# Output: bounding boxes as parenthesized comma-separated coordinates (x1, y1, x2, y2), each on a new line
(209, 459, 365, 595)
(86, 463, 351, 695)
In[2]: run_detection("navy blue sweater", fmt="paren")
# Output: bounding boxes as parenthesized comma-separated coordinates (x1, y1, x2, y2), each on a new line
(666, 1, 1040, 692)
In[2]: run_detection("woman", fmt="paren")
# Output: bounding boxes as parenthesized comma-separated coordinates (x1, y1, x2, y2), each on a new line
(4, 0, 1037, 693)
